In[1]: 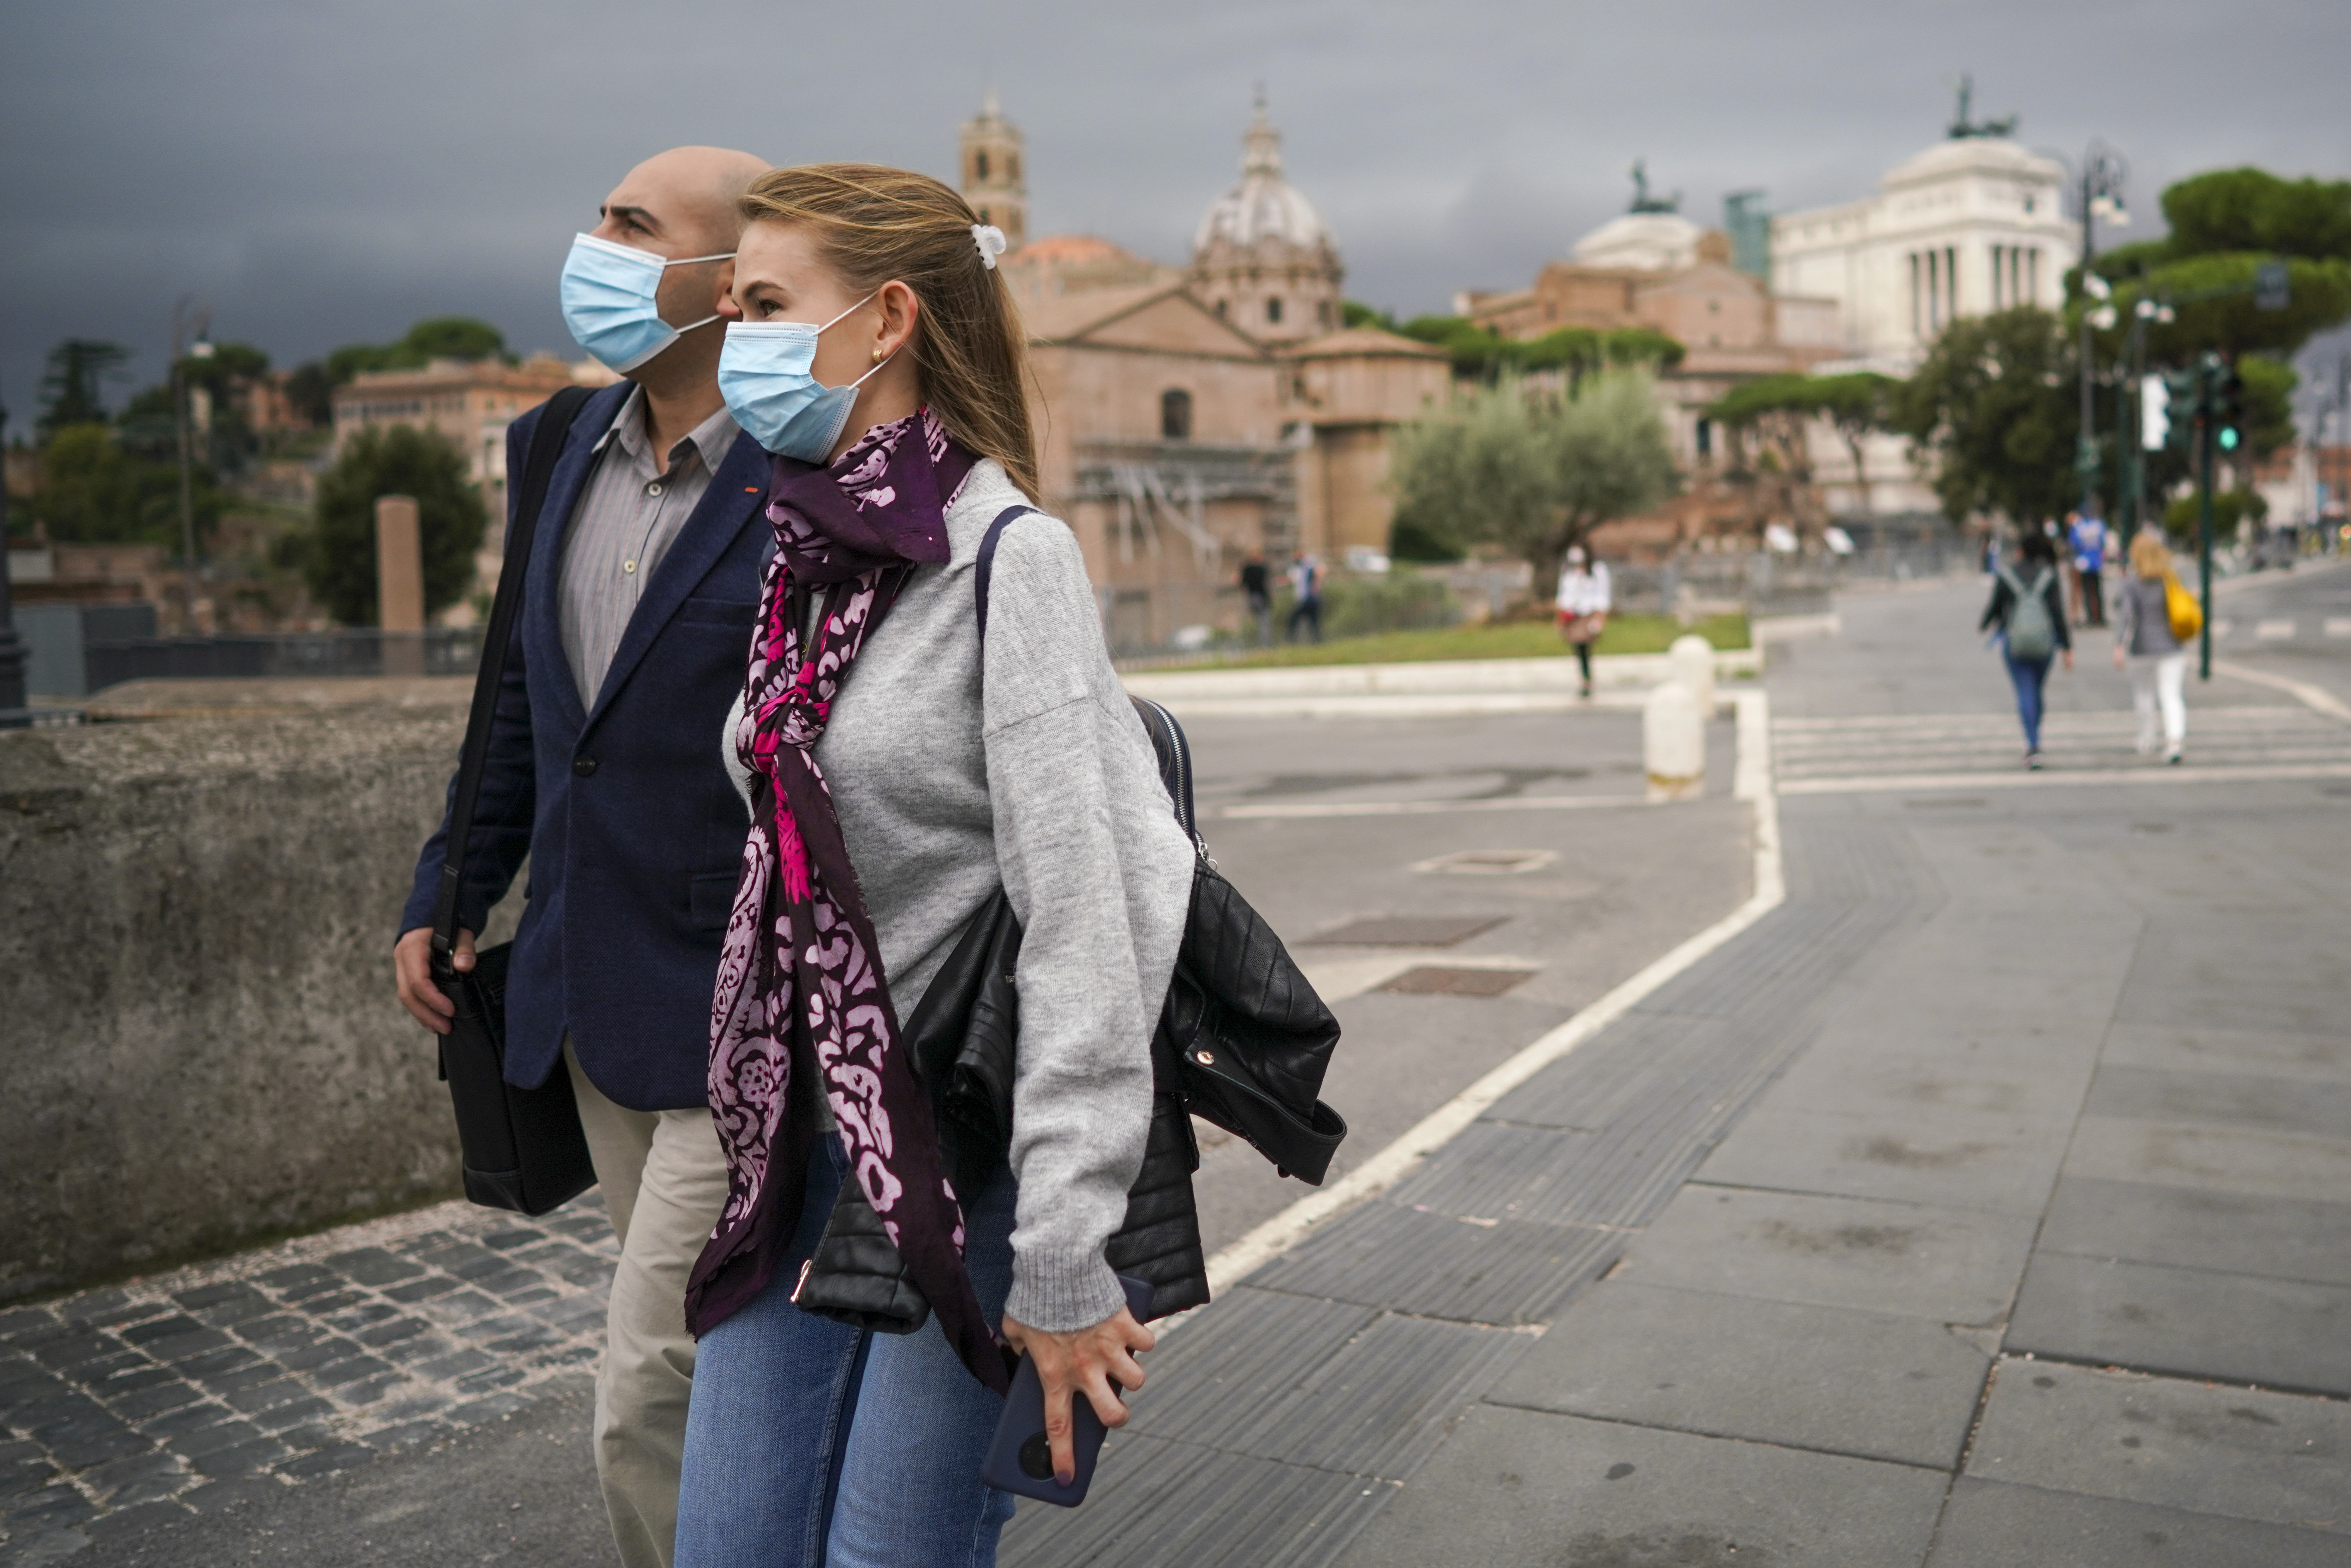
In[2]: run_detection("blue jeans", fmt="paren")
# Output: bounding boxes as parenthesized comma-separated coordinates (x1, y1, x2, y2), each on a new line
(674, 1142, 1019, 1568)
(2003, 648, 2051, 751)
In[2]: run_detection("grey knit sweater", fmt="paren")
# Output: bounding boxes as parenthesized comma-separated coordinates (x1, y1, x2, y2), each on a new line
(723, 459, 1196, 1332)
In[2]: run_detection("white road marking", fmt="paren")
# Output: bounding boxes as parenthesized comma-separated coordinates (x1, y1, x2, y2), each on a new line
(1216, 793, 1654, 820)
(2255, 619, 2297, 640)
(2325, 618, 2351, 639)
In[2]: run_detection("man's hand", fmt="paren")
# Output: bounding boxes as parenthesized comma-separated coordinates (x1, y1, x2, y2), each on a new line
(394, 925, 476, 1035)
(2062, 648, 2076, 673)
(2112, 644, 2126, 670)
(1001, 1305, 1156, 1486)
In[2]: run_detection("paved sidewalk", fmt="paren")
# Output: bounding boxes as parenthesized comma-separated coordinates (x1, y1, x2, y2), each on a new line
(1003, 578, 2351, 1568)
(0, 1198, 614, 1564)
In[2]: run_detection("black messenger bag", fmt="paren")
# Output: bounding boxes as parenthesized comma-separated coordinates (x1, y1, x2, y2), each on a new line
(428, 384, 598, 1216)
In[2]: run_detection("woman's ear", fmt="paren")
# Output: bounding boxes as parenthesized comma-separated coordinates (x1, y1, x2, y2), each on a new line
(876, 280, 921, 359)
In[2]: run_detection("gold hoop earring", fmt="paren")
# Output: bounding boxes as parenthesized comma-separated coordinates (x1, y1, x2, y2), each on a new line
(872, 347, 884, 365)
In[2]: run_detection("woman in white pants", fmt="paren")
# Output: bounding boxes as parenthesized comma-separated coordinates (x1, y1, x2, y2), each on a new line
(2113, 530, 2187, 764)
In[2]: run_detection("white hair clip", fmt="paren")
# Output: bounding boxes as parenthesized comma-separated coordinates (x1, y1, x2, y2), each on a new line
(971, 224, 1008, 270)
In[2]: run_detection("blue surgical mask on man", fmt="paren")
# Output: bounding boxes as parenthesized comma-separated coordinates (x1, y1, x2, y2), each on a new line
(716, 294, 891, 463)
(559, 233, 736, 373)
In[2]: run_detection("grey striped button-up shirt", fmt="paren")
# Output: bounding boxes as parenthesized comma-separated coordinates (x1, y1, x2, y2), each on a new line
(558, 387, 743, 707)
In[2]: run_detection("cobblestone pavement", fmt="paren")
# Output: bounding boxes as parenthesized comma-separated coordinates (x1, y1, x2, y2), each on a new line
(0, 1196, 614, 1566)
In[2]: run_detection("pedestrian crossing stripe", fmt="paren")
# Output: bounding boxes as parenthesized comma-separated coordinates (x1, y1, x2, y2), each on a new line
(1771, 705, 2351, 793)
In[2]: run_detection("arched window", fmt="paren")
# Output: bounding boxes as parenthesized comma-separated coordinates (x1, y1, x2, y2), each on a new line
(1214, 299, 1228, 319)
(1265, 297, 1284, 325)
(1161, 389, 1193, 442)
(976, 150, 991, 182)
(1008, 153, 1020, 182)
(1318, 300, 1333, 326)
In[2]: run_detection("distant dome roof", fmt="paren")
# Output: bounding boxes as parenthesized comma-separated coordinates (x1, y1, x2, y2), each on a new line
(1570, 210, 1706, 271)
(1882, 136, 2065, 189)
(1193, 99, 1334, 256)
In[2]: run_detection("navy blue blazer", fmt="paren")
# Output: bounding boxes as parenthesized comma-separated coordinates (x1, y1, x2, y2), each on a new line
(401, 382, 771, 1111)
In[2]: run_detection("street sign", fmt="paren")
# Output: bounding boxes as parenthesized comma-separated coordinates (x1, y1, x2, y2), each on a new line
(2255, 261, 2291, 312)
(2141, 375, 2170, 450)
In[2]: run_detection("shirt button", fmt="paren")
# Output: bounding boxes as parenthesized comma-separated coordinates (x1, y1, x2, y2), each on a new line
(573, 757, 598, 777)
(647, 482, 664, 496)
(624, 560, 637, 574)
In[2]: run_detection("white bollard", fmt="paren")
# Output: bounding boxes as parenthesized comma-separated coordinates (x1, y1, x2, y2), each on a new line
(1645, 680, 1705, 802)
(1668, 633, 1717, 717)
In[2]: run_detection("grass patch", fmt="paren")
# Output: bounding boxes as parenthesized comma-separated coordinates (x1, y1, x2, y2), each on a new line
(1174, 612, 1750, 670)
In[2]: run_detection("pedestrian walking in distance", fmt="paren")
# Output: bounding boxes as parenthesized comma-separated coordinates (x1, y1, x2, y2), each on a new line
(1555, 544, 1610, 698)
(2069, 508, 2110, 628)
(1979, 529, 2072, 768)
(391, 145, 773, 1568)
(1286, 550, 1325, 642)
(673, 163, 1194, 1567)
(1239, 549, 1273, 646)
(2114, 530, 2189, 764)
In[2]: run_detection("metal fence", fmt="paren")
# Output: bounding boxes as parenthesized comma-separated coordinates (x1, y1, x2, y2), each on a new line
(85, 629, 488, 691)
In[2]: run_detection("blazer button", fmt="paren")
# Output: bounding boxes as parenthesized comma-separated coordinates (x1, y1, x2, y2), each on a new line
(573, 757, 598, 776)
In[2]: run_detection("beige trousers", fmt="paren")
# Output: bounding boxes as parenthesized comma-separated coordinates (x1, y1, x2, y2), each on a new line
(564, 1041, 730, 1568)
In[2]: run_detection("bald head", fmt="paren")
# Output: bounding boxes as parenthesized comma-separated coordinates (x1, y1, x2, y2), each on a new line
(597, 146, 770, 260)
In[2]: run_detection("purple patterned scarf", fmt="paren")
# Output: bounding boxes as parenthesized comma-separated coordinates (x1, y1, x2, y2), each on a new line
(684, 409, 1008, 1392)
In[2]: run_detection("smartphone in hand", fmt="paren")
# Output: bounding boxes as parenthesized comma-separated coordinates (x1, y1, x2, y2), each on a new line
(981, 1274, 1155, 1507)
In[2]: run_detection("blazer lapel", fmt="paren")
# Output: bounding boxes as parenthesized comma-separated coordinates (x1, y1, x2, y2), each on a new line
(522, 382, 632, 735)
(582, 430, 770, 730)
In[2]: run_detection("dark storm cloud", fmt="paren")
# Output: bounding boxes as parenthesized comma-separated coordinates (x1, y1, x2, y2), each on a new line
(3, 0, 2347, 422)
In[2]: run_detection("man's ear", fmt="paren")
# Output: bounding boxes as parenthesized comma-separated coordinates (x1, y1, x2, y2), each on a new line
(712, 258, 740, 318)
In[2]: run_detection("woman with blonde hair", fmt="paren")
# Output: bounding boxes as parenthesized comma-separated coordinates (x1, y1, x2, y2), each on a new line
(672, 164, 1195, 1566)
(2113, 529, 2189, 764)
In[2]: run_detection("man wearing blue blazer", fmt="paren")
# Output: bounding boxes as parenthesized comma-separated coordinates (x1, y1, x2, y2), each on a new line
(394, 145, 770, 1568)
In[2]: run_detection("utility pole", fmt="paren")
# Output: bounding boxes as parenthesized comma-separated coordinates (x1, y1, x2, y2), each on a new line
(2195, 355, 2219, 681)
(170, 298, 212, 632)
(2072, 142, 2128, 517)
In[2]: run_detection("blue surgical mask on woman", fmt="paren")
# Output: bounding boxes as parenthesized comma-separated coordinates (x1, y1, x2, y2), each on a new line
(716, 294, 890, 462)
(559, 233, 736, 372)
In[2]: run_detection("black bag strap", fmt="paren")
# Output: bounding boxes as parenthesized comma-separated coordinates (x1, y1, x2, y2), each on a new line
(431, 385, 596, 959)
(972, 504, 1038, 645)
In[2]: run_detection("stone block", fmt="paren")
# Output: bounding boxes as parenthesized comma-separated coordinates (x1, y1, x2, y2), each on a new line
(1928, 1476, 2345, 1567)
(1966, 1359, 2351, 1535)
(2008, 1251, 2351, 1396)
(1503, 1281, 1989, 1468)
(1338, 1403, 1946, 1568)
(1612, 1184, 2038, 1323)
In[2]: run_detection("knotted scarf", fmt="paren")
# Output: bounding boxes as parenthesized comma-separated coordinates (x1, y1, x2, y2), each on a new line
(684, 408, 1010, 1393)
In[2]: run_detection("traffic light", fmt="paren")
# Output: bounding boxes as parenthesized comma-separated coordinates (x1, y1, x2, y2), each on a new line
(2161, 369, 2201, 452)
(2214, 362, 2247, 454)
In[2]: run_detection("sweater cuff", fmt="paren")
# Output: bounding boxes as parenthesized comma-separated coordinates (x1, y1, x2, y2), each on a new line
(1005, 1243, 1127, 1333)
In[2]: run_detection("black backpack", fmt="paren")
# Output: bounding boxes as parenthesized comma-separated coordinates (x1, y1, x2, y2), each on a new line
(791, 506, 1346, 1328)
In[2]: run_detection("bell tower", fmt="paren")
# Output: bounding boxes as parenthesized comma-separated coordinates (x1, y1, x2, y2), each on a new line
(959, 88, 1027, 251)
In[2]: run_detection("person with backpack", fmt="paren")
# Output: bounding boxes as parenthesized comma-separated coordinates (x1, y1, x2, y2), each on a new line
(1979, 529, 2072, 768)
(672, 164, 1200, 1568)
(2112, 529, 2192, 764)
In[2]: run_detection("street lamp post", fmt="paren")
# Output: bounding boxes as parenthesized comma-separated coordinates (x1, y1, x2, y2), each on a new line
(2073, 142, 2129, 517)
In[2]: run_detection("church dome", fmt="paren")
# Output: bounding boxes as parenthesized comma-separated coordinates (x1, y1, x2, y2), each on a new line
(1570, 210, 1707, 272)
(1193, 100, 1336, 255)
(1881, 136, 2065, 191)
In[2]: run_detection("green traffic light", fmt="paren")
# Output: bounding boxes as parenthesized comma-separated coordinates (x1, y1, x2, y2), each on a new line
(2218, 428, 2241, 452)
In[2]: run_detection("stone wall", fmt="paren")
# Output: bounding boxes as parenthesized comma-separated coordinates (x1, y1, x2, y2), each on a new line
(0, 681, 519, 1300)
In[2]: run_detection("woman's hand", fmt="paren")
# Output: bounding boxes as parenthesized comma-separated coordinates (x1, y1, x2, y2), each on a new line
(2112, 644, 2126, 670)
(1001, 1306, 1156, 1486)
(2062, 648, 2076, 673)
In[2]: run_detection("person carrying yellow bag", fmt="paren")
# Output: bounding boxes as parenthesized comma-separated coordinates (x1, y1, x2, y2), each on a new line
(2114, 531, 2191, 764)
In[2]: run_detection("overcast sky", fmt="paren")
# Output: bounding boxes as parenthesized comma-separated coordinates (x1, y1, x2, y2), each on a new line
(5, 0, 2348, 429)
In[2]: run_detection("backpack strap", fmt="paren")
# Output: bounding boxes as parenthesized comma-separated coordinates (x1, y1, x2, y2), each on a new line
(972, 504, 1039, 645)
(970, 502, 1202, 850)
(431, 384, 595, 959)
